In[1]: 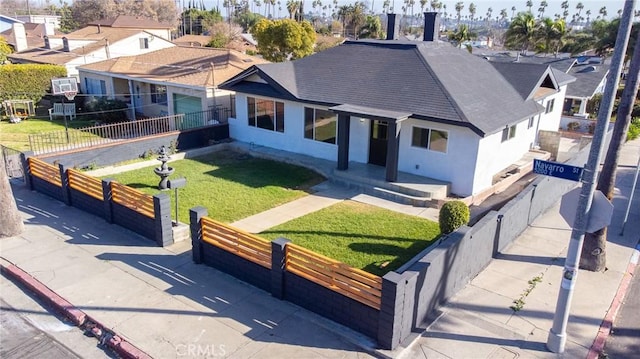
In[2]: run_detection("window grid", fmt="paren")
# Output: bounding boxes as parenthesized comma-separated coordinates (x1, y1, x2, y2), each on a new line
(411, 126, 448, 153)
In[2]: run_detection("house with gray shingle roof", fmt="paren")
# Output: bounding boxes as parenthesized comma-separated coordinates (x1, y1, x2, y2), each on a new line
(77, 46, 268, 120)
(219, 14, 573, 197)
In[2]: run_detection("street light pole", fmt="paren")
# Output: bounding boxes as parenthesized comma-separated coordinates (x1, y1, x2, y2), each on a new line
(546, 0, 636, 353)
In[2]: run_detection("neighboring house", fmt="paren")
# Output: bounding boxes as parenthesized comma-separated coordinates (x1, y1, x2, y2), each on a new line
(88, 16, 173, 41)
(1, 22, 58, 50)
(173, 34, 211, 47)
(0, 14, 23, 33)
(173, 34, 258, 54)
(77, 46, 267, 119)
(15, 14, 61, 29)
(219, 14, 572, 197)
(480, 52, 608, 121)
(8, 24, 175, 79)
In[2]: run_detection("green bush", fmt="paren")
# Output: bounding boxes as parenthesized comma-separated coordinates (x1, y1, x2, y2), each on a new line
(0, 64, 67, 104)
(439, 200, 470, 234)
(567, 121, 581, 131)
(83, 97, 128, 124)
(628, 118, 640, 141)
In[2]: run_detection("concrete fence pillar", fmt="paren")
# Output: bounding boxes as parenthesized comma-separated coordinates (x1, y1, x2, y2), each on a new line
(101, 179, 114, 223)
(377, 271, 418, 350)
(153, 193, 173, 247)
(270, 237, 291, 300)
(58, 163, 71, 206)
(20, 152, 33, 190)
(189, 206, 208, 264)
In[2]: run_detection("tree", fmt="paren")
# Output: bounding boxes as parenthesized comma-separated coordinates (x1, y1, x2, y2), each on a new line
(71, 0, 178, 28)
(0, 155, 24, 238)
(538, 0, 547, 18)
(286, 0, 299, 19)
(251, 18, 316, 62)
(505, 12, 536, 54)
(0, 36, 12, 64)
(580, 30, 640, 272)
(526, 0, 533, 13)
(535, 18, 566, 56)
(599, 6, 608, 20)
(468, 2, 476, 22)
(455, 2, 464, 25)
(511, 6, 516, 19)
(449, 23, 475, 51)
(359, 15, 383, 39)
(207, 22, 243, 48)
(499, 8, 508, 24)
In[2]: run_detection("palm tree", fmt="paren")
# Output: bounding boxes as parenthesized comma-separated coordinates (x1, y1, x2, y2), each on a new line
(538, 0, 547, 18)
(599, 6, 607, 19)
(359, 14, 383, 38)
(287, 0, 299, 19)
(511, 6, 516, 19)
(383, 0, 390, 13)
(455, 1, 464, 25)
(486, 7, 492, 25)
(449, 23, 471, 47)
(575, 2, 584, 20)
(505, 11, 536, 54)
(500, 8, 508, 24)
(526, 0, 533, 13)
(468, 2, 476, 22)
(586, 9, 591, 23)
(535, 18, 566, 56)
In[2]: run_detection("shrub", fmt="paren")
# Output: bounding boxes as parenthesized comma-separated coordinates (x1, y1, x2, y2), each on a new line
(567, 121, 581, 131)
(0, 64, 66, 104)
(628, 118, 640, 141)
(439, 200, 470, 234)
(83, 97, 128, 124)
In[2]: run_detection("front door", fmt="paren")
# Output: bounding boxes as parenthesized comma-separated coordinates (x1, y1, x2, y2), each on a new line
(369, 120, 388, 166)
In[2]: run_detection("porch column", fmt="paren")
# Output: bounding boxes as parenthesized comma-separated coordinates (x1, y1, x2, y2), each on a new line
(127, 79, 136, 120)
(385, 119, 401, 182)
(337, 113, 350, 171)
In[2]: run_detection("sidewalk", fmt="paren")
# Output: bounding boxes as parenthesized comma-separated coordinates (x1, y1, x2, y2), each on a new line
(396, 139, 640, 359)
(0, 183, 377, 359)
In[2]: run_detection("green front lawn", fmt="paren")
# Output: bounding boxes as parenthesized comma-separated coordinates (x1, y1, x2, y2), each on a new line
(0, 118, 95, 151)
(104, 151, 325, 223)
(261, 201, 441, 276)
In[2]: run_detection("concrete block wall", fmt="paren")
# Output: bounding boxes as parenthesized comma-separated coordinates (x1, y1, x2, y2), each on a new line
(201, 241, 271, 292)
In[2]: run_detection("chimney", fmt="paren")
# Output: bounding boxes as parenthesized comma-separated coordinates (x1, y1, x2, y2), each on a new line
(386, 13, 399, 40)
(423, 12, 441, 42)
(62, 37, 69, 52)
(12, 23, 28, 52)
(97, 24, 101, 33)
(105, 39, 110, 58)
(44, 22, 54, 36)
(44, 35, 50, 49)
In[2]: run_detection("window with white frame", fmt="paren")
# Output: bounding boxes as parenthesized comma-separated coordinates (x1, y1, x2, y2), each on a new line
(139, 37, 149, 49)
(502, 125, 517, 142)
(527, 116, 535, 129)
(150, 84, 167, 105)
(84, 78, 106, 97)
(545, 98, 555, 113)
(411, 127, 448, 153)
(247, 97, 284, 132)
(304, 107, 336, 144)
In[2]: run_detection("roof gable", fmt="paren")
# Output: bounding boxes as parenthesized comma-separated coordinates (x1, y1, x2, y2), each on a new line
(88, 15, 172, 29)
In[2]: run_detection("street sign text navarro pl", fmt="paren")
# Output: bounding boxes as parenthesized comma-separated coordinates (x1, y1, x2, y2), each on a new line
(533, 159, 584, 182)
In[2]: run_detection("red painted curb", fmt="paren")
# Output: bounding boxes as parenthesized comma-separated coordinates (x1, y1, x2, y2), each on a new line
(586, 250, 639, 359)
(0, 263, 86, 326)
(0, 262, 152, 359)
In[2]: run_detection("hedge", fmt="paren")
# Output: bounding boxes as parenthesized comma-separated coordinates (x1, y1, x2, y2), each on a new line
(0, 64, 67, 104)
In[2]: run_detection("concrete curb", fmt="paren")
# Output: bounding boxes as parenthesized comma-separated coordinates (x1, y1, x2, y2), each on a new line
(586, 243, 640, 359)
(0, 259, 152, 359)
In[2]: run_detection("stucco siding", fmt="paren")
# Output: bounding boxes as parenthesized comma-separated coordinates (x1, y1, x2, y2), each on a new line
(537, 86, 566, 132)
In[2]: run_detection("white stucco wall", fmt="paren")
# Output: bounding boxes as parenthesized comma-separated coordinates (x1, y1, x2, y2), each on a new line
(536, 86, 566, 132)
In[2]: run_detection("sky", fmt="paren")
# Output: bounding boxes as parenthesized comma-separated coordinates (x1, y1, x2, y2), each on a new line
(196, 0, 632, 20)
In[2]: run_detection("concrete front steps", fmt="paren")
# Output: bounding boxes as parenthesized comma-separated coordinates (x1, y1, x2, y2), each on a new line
(329, 166, 450, 208)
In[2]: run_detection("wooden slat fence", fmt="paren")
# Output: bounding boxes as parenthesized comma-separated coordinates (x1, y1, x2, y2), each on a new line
(67, 169, 103, 200)
(285, 244, 382, 310)
(201, 217, 272, 269)
(28, 157, 61, 186)
(110, 181, 154, 218)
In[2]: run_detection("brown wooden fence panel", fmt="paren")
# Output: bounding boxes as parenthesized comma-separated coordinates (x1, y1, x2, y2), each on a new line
(110, 182, 154, 218)
(67, 169, 103, 200)
(285, 244, 382, 310)
(28, 157, 61, 186)
(201, 217, 272, 269)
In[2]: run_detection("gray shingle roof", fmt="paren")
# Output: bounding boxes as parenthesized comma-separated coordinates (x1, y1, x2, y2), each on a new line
(566, 62, 609, 98)
(489, 62, 550, 100)
(222, 40, 545, 136)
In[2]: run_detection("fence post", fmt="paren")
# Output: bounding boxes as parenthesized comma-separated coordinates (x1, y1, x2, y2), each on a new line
(189, 206, 208, 264)
(20, 152, 34, 190)
(58, 163, 72, 206)
(377, 271, 417, 350)
(101, 179, 114, 223)
(271, 237, 291, 300)
(153, 193, 173, 247)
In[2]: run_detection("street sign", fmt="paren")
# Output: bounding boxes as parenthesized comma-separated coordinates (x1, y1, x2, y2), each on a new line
(559, 188, 614, 233)
(533, 159, 584, 182)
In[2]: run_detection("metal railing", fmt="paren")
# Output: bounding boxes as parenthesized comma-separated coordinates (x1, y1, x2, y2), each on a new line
(28, 108, 230, 155)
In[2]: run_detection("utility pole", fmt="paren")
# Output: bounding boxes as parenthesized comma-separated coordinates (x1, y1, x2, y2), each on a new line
(546, 0, 636, 353)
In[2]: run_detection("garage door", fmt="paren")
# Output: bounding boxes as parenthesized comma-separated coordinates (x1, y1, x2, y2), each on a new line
(173, 94, 203, 129)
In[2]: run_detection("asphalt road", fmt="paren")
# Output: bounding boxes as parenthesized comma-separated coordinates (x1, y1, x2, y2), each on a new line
(604, 252, 640, 359)
(0, 275, 109, 359)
